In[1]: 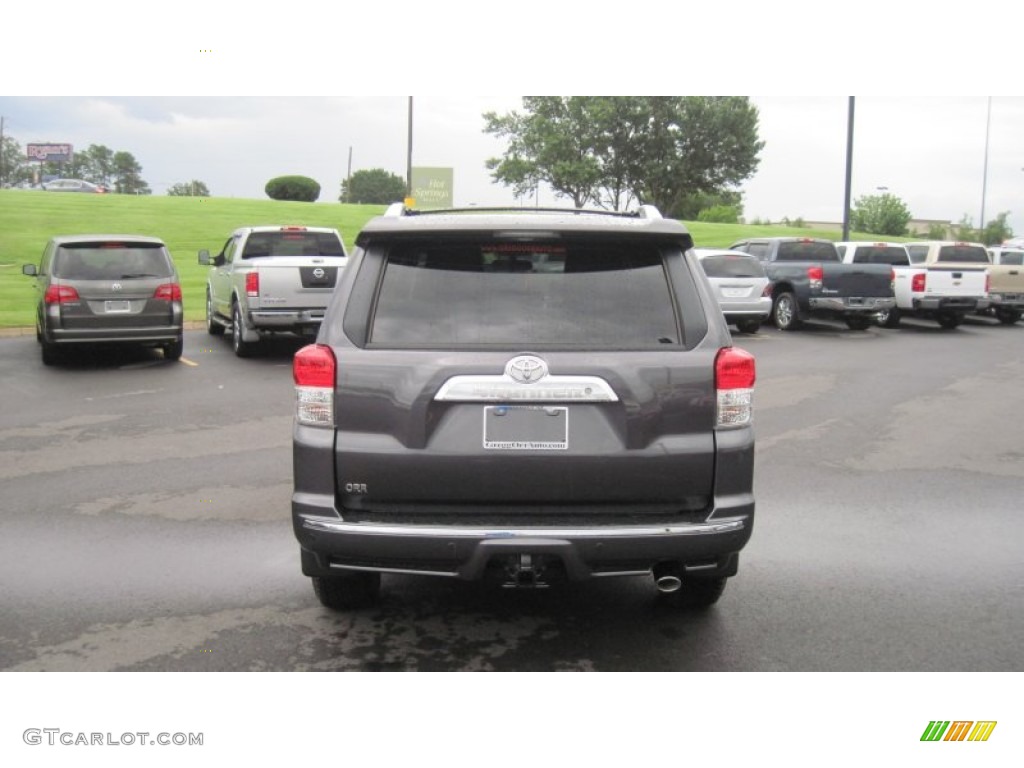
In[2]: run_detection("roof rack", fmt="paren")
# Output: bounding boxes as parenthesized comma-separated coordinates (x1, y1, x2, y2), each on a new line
(382, 204, 665, 219)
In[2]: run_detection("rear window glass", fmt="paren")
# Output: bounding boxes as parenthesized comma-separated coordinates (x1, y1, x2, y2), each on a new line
(851, 246, 909, 265)
(369, 241, 680, 347)
(242, 231, 345, 258)
(53, 243, 173, 279)
(907, 246, 928, 264)
(699, 254, 766, 278)
(937, 245, 988, 263)
(776, 241, 839, 262)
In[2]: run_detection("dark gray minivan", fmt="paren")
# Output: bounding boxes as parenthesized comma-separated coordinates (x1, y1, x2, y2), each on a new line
(292, 205, 756, 610)
(23, 235, 184, 365)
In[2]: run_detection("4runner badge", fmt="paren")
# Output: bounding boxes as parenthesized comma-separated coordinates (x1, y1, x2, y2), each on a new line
(506, 355, 548, 384)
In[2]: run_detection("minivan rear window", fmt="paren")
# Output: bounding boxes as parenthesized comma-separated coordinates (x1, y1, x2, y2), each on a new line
(699, 254, 766, 278)
(53, 243, 174, 279)
(369, 241, 681, 347)
(937, 245, 988, 263)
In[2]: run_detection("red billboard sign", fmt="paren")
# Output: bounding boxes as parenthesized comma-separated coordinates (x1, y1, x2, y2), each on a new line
(27, 143, 73, 162)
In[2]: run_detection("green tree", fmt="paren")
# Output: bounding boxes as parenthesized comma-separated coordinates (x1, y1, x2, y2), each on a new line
(850, 193, 912, 236)
(1, 135, 30, 185)
(483, 97, 763, 215)
(951, 214, 978, 241)
(112, 151, 151, 194)
(80, 144, 115, 187)
(697, 205, 740, 224)
(266, 175, 320, 202)
(167, 180, 211, 197)
(676, 189, 744, 221)
(340, 168, 406, 204)
(981, 211, 1013, 245)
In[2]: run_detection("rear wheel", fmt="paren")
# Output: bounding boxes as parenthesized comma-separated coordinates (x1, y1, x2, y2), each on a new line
(164, 335, 184, 361)
(937, 312, 963, 330)
(995, 308, 1022, 325)
(231, 302, 258, 358)
(844, 315, 871, 331)
(876, 306, 901, 328)
(735, 319, 762, 334)
(312, 572, 381, 610)
(206, 289, 225, 336)
(40, 339, 60, 366)
(660, 577, 727, 610)
(772, 291, 802, 331)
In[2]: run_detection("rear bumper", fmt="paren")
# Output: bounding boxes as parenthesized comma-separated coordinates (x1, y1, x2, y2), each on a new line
(911, 296, 981, 311)
(988, 293, 1024, 309)
(46, 324, 182, 345)
(248, 308, 325, 330)
(808, 296, 895, 313)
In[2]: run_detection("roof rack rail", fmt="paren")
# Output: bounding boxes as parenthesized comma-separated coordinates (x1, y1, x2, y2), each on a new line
(387, 206, 665, 218)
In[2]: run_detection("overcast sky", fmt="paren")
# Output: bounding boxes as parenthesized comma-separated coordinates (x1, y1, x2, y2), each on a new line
(4, 2, 1021, 235)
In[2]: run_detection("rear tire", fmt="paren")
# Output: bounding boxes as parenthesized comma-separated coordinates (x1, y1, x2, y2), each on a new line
(735, 319, 761, 334)
(164, 335, 184, 361)
(937, 312, 963, 330)
(40, 339, 59, 366)
(231, 302, 258, 358)
(995, 308, 1022, 325)
(206, 290, 225, 336)
(772, 291, 802, 331)
(661, 577, 727, 610)
(877, 306, 901, 328)
(844, 315, 871, 331)
(312, 572, 381, 610)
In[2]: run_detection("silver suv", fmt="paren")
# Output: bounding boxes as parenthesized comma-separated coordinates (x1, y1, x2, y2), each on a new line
(22, 235, 184, 365)
(292, 206, 756, 609)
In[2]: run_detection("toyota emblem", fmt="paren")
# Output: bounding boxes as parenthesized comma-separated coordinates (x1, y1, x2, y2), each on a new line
(111, 283, 122, 292)
(313, 268, 325, 279)
(505, 355, 548, 384)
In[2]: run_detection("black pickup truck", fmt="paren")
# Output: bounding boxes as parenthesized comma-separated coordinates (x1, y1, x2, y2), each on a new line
(728, 237, 895, 330)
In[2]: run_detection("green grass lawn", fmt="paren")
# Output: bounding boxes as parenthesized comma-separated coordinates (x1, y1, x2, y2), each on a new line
(0, 189, 885, 328)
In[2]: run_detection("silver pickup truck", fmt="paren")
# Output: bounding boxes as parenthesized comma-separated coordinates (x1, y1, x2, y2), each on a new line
(199, 226, 348, 356)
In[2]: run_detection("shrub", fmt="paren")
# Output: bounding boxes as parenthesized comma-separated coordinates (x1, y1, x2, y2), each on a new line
(265, 175, 321, 202)
(696, 205, 740, 224)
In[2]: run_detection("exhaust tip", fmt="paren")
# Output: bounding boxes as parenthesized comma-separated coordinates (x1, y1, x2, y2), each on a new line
(655, 575, 682, 594)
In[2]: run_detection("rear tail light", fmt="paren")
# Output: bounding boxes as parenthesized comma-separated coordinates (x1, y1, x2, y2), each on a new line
(761, 283, 773, 297)
(245, 271, 259, 298)
(912, 273, 926, 293)
(44, 285, 79, 304)
(294, 344, 335, 427)
(153, 283, 183, 301)
(890, 269, 896, 292)
(807, 266, 823, 291)
(715, 347, 755, 428)
(985, 272, 990, 294)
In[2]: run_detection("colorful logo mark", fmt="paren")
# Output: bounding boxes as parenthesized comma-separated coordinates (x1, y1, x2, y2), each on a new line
(921, 721, 997, 742)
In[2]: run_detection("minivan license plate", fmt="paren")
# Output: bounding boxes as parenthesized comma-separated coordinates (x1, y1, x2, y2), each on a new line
(104, 300, 131, 313)
(483, 406, 568, 450)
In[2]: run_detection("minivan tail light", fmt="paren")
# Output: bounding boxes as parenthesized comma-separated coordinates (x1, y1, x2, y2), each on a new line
(715, 347, 755, 428)
(294, 344, 335, 427)
(245, 271, 259, 298)
(912, 273, 926, 293)
(807, 266, 823, 291)
(153, 283, 182, 302)
(44, 285, 79, 304)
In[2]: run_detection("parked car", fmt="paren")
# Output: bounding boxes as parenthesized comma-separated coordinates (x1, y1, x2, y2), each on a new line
(292, 204, 756, 610)
(41, 179, 107, 193)
(693, 248, 772, 333)
(984, 246, 1024, 324)
(728, 236, 895, 330)
(199, 225, 349, 357)
(22, 235, 184, 365)
(836, 241, 987, 329)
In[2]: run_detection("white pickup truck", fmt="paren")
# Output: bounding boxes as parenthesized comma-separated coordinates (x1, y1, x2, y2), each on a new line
(984, 246, 1024, 324)
(836, 241, 987, 329)
(199, 226, 348, 356)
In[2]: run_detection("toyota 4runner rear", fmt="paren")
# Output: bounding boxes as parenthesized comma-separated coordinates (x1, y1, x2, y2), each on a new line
(292, 205, 756, 610)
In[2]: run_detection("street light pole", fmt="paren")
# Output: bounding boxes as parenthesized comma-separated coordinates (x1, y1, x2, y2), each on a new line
(842, 97, 855, 241)
(980, 96, 991, 237)
(406, 97, 413, 202)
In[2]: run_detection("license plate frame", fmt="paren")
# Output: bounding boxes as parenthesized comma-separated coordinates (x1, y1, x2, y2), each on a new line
(103, 300, 131, 314)
(483, 405, 568, 451)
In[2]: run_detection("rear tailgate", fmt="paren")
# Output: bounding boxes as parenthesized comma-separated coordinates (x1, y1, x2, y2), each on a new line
(821, 262, 893, 297)
(987, 264, 1024, 297)
(246, 255, 347, 310)
(923, 265, 989, 298)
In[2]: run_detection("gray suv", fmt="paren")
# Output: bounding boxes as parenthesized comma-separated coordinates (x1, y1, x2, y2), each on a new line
(22, 235, 184, 365)
(292, 205, 756, 609)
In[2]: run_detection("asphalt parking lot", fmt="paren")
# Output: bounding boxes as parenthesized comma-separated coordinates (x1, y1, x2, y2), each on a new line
(0, 316, 1021, 671)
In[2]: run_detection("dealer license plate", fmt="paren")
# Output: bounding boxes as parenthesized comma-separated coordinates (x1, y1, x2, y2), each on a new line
(483, 405, 568, 451)
(104, 300, 131, 313)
